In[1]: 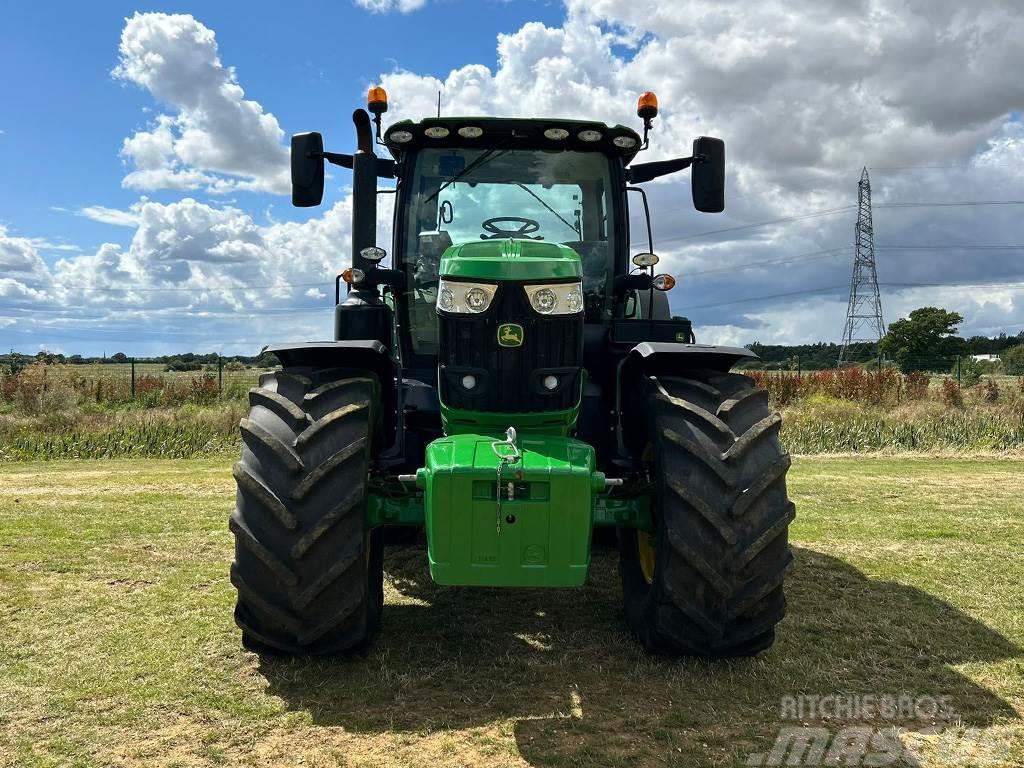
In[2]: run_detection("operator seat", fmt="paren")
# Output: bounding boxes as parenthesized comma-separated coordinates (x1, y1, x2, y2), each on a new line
(409, 230, 454, 352)
(563, 241, 610, 323)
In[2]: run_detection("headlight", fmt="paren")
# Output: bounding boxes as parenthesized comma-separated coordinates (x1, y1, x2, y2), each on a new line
(436, 279, 496, 314)
(523, 282, 584, 315)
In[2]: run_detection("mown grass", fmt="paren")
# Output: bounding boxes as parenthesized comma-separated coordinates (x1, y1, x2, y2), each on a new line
(0, 456, 1021, 767)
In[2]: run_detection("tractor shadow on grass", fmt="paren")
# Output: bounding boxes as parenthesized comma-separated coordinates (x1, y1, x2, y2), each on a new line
(257, 544, 1021, 765)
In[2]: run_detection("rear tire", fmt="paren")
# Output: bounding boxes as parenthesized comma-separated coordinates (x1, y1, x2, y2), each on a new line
(230, 367, 384, 655)
(618, 371, 795, 657)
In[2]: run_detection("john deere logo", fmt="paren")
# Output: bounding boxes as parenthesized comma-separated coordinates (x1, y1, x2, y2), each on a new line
(497, 323, 524, 347)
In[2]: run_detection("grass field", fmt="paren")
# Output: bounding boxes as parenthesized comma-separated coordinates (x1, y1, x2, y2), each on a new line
(1, 457, 1022, 767)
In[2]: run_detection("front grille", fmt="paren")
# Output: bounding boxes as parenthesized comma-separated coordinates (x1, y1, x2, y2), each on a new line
(438, 282, 583, 412)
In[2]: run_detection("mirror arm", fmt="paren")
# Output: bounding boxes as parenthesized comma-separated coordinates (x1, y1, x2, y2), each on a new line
(627, 155, 695, 184)
(320, 151, 353, 168)
(614, 273, 652, 296)
(315, 151, 396, 179)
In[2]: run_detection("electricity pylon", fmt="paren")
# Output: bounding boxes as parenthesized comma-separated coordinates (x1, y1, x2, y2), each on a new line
(838, 167, 885, 365)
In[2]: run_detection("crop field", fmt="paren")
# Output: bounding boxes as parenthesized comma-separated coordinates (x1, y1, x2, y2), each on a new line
(1, 456, 1022, 767)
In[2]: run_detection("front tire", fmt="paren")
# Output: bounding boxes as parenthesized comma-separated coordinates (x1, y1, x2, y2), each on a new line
(230, 367, 384, 655)
(619, 371, 795, 657)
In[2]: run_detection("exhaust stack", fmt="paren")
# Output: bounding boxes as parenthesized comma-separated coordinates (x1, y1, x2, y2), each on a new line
(345, 109, 380, 306)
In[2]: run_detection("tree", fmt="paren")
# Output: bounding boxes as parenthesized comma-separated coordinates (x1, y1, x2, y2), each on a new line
(1003, 344, 1024, 376)
(35, 350, 64, 365)
(956, 357, 983, 388)
(879, 307, 965, 372)
(110, 352, 128, 363)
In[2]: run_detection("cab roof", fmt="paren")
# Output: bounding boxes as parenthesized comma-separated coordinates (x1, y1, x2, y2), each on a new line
(383, 117, 643, 164)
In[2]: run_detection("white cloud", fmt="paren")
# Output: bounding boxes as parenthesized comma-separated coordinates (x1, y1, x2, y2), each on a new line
(114, 12, 289, 195)
(0, 226, 52, 284)
(370, 0, 1024, 344)
(353, 0, 427, 13)
(0, 227, 54, 323)
(77, 205, 141, 227)
(8, 2, 1024, 353)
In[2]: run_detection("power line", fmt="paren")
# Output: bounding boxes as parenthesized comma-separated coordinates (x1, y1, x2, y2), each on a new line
(0, 305, 328, 319)
(686, 285, 848, 309)
(651, 205, 857, 244)
(645, 199, 1024, 247)
(683, 247, 851, 277)
(50, 279, 327, 294)
(673, 240, 1024, 282)
(686, 277, 1024, 311)
(878, 200, 1024, 208)
(876, 244, 1024, 250)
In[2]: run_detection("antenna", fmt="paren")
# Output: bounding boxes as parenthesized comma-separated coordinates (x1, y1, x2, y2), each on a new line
(437, 90, 441, 118)
(838, 167, 886, 365)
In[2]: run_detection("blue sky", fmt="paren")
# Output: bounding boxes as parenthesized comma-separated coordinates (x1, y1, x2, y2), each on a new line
(2, 0, 1023, 356)
(0, 0, 561, 261)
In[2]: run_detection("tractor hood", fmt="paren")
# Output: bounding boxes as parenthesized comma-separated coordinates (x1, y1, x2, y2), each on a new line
(438, 239, 582, 282)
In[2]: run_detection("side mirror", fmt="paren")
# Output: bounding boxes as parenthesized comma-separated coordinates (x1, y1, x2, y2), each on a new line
(691, 136, 724, 213)
(291, 132, 325, 207)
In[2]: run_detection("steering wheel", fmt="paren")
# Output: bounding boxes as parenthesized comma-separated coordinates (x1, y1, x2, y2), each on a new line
(480, 217, 543, 240)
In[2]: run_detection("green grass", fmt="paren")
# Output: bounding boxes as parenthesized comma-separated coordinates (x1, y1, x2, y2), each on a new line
(780, 396, 1024, 453)
(0, 403, 246, 461)
(0, 456, 1021, 766)
(3, 396, 1023, 461)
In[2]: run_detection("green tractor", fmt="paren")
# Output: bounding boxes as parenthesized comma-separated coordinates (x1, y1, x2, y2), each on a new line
(230, 87, 794, 657)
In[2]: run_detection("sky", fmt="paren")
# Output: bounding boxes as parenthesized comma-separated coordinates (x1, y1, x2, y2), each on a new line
(2, 0, 1023, 357)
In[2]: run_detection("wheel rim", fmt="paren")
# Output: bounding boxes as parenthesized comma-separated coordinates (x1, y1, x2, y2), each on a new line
(637, 442, 656, 584)
(637, 530, 656, 584)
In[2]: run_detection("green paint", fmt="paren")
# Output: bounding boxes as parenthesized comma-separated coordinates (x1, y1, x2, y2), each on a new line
(364, 489, 653, 533)
(497, 323, 524, 347)
(366, 494, 425, 528)
(440, 369, 585, 437)
(416, 433, 599, 587)
(441, 402, 581, 437)
(593, 494, 653, 532)
(440, 240, 582, 282)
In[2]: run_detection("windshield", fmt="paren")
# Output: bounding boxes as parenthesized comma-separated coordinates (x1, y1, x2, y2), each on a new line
(402, 148, 616, 355)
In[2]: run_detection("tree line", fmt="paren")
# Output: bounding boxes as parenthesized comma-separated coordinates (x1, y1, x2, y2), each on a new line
(741, 307, 1023, 373)
(1, 350, 279, 375)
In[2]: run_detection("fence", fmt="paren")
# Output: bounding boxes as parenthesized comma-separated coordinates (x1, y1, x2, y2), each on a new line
(745, 360, 1023, 408)
(746, 351, 1021, 384)
(0, 357, 269, 411)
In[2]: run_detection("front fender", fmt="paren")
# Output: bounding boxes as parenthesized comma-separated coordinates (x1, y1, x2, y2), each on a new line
(266, 340, 397, 380)
(627, 341, 757, 374)
(265, 340, 397, 441)
(613, 342, 757, 462)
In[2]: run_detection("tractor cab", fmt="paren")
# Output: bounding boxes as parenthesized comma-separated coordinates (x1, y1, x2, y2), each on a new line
(381, 121, 633, 357)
